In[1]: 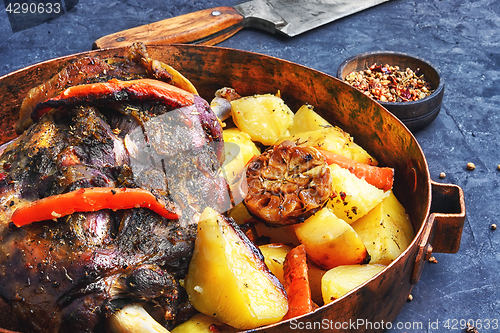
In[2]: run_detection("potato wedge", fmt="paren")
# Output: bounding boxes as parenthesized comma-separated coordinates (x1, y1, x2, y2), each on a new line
(253, 220, 301, 246)
(307, 262, 327, 306)
(222, 128, 260, 180)
(170, 313, 237, 333)
(185, 207, 288, 330)
(294, 207, 370, 270)
(231, 94, 294, 145)
(259, 243, 293, 285)
(228, 204, 301, 245)
(321, 264, 386, 304)
(288, 104, 332, 135)
(222, 128, 260, 202)
(327, 164, 390, 224)
(351, 191, 415, 265)
(227, 202, 254, 225)
(279, 127, 377, 165)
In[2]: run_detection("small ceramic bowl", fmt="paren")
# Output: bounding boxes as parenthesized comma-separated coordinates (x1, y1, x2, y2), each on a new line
(337, 51, 444, 132)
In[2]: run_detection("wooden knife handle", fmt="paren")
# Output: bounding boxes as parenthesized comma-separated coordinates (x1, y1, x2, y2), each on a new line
(93, 6, 244, 49)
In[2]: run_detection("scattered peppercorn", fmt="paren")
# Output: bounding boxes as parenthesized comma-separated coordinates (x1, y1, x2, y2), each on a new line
(344, 63, 433, 102)
(466, 162, 476, 170)
(428, 256, 438, 264)
(407, 294, 413, 302)
(439, 172, 446, 179)
(491, 224, 497, 230)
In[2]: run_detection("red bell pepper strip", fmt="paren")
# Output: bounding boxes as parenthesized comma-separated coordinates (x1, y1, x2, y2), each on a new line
(31, 78, 195, 121)
(11, 187, 180, 227)
(317, 148, 394, 191)
(282, 244, 315, 320)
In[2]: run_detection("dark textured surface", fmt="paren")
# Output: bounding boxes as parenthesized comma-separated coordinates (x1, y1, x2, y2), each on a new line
(1, 0, 499, 331)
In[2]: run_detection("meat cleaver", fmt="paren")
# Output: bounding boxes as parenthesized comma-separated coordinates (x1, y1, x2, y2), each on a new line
(93, 0, 389, 49)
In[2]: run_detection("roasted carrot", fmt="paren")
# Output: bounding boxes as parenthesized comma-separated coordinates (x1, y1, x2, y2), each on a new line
(282, 244, 315, 320)
(31, 78, 195, 121)
(317, 148, 394, 191)
(11, 187, 179, 227)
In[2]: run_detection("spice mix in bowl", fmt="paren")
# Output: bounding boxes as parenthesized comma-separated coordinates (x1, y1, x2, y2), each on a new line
(337, 51, 444, 132)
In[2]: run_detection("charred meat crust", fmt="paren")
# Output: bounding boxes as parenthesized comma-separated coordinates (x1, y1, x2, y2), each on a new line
(30, 79, 195, 123)
(1, 44, 228, 332)
(16, 42, 172, 135)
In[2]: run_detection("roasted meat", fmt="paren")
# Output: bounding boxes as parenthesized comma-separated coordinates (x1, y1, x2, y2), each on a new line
(15, 43, 197, 134)
(0, 45, 229, 332)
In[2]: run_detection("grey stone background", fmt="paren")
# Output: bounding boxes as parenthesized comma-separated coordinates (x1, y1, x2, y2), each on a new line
(1, 0, 499, 331)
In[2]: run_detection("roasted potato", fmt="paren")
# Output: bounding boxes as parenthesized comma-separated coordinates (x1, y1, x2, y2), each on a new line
(227, 203, 301, 246)
(231, 94, 294, 145)
(294, 206, 370, 270)
(259, 243, 293, 285)
(185, 207, 288, 330)
(288, 104, 332, 135)
(227, 201, 253, 225)
(170, 313, 237, 333)
(253, 221, 301, 246)
(351, 191, 415, 265)
(321, 264, 386, 304)
(222, 128, 260, 202)
(327, 164, 390, 224)
(307, 262, 327, 306)
(222, 128, 260, 175)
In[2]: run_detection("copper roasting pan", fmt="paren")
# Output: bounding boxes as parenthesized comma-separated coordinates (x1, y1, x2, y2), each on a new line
(0, 45, 465, 333)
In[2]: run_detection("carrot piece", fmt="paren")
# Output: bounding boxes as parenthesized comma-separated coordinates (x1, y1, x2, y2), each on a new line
(317, 148, 394, 191)
(282, 244, 315, 320)
(31, 78, 195, 121)
(11, 187, 179, 227)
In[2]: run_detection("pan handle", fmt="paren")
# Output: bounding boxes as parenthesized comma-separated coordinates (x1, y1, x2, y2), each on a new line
(410, 181, 466, 284)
